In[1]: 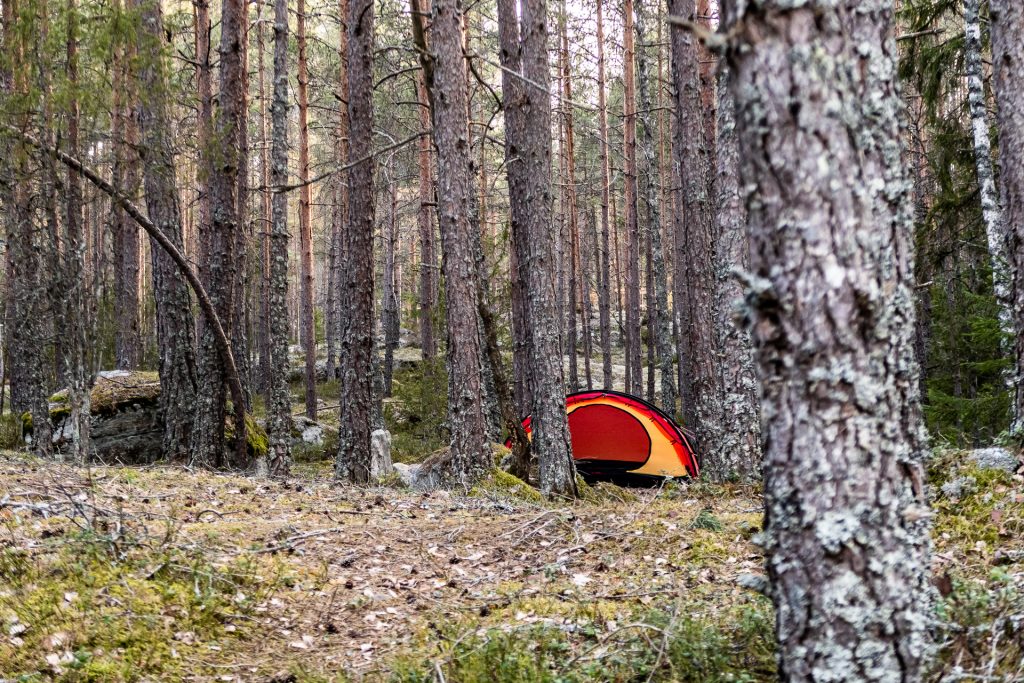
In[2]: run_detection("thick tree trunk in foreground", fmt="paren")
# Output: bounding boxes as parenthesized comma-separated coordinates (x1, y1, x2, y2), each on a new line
(256, 7, 272, 395)
(990, 0, 1024, 434)
(265, 0, 293, 475)
(711, 67, 760, 481)
(193, 0, 247, 468)
(297, 0, 317, 419)
(723, 0, 933, 677)
(595, 1, 613, 390)
(964, 0, 1012, 340)
(622, 0, 642, 397)
(133, 0, 199, 460)
(421, 0, 490, 484)
(498, 0, 576, 498)
(335, 0, 376, 483)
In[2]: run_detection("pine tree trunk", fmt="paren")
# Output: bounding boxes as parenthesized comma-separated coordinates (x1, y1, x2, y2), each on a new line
(111, 21, 142, 371)
(3, 1, 52, 457)
(712, 67, 760, 480)
(635, 2, 673, 412)
(133, 0, 199, 461)
(990, 0, 1024, 433)
(596, 1, 613, 390)
(194, 0, 248, 468)
(327, 0, 351, 380)
(256, 7, 272, 396)
(297, 0, 317, 420)
(498, 0, 577, 498)
(964, 0, 1013, 340)
(420, 0, 491, 484)
(622, 0, 642, 397)
(669, 0, 716, 463)
(335, 0, 376, 483)
(232, 11, 251, 404)
(722, 0, 933, 676)
(560, 10, 579, 394)
(61, 0, 92, 463)
(382, 164, 400, 397)
(266, 0, 293, 475)
(416, 73, 438, 363)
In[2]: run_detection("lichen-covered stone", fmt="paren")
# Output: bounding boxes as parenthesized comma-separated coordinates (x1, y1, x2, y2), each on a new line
(966, 447, 1020, 473)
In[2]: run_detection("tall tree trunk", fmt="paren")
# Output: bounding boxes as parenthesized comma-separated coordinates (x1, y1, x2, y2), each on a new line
(112, 11, 142, 371)
(327, 0, 351, 380)
(560, 7, 579, 393)
(722, 0, 933, 676)
(990, 0, 1024, 433)
(297, 0, 317, 419)
(266, 0, 293, 474)
(133, 0, 199, 460)
(233, 7, 251, 404)
(382, 162, 400, 397)
(669, 0, 715, 457)
(3, 0, 52, 457)
(416, 72, 438, 362)
(61, 0, 91, 463)
(256, 3, 272, 396)
(334, 0, 376, 483)
(193, 0, 248, 468)
(635, 1, 672, 411)
(417, 0, 491, 484)
(622, 0, 642, 397)
(498, 0, 577, 498)
(194, 0, 213, 264)
(964, 0, 1012, 340)
(596, 1, 613, 390)
(712, 67, 760, 480)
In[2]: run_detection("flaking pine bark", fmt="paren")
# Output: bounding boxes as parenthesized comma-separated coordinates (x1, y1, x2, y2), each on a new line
(297, 0, 317, 420)
(133, 0, 199, 461)
(990, 0, 1024, 433)
(595, 0, 613, 391)
(335, 0, 376, 483)
(265, 0, 292, 475)
(721, 0, 933, 678)
(419, 0, 491, 484)
(621, 0, 642, 397)
(498, 0, 577, 498)
(668, 0, 717, 470)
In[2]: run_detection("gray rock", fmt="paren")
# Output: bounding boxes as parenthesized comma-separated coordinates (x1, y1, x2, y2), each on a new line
(967, 447, 1020, 473)
(369, 429, 394, 479)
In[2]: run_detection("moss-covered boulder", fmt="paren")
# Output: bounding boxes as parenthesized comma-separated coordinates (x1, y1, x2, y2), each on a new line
(43, 370, 268, 465)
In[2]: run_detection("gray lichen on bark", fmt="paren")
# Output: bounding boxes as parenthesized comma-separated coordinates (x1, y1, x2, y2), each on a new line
(723, 0, 934, 678)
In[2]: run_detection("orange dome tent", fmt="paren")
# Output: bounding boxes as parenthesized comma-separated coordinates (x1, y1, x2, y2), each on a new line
(506, 390, 699, 485)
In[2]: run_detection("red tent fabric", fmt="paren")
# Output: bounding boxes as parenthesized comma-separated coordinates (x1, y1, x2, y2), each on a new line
(507, 390, 699, 484)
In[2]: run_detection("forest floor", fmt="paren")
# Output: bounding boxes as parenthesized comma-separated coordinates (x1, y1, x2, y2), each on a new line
(0, 448, 1022, 682)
